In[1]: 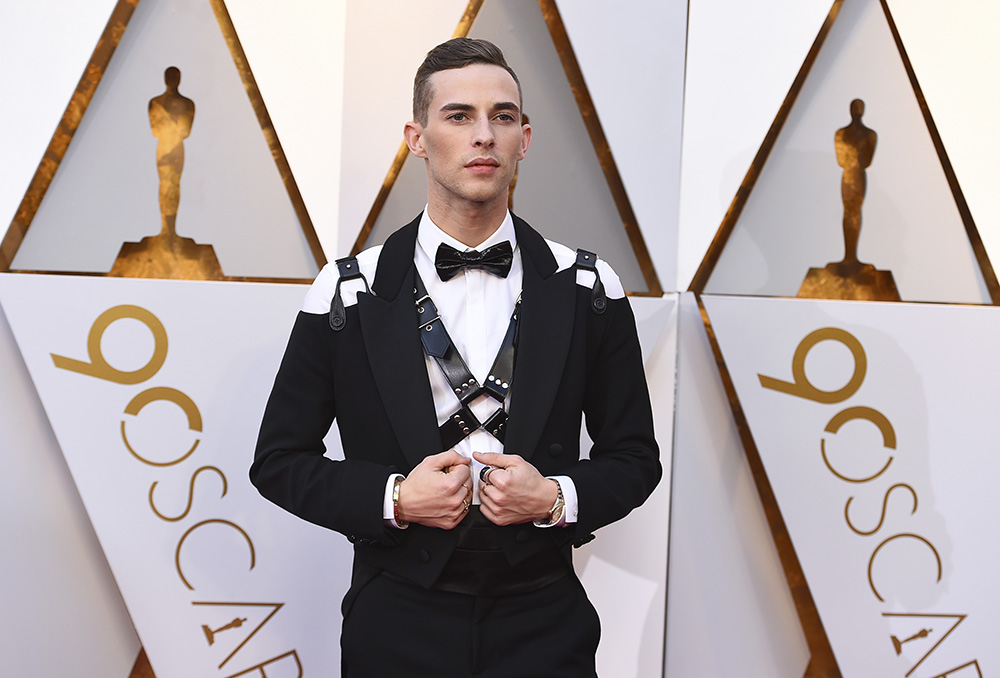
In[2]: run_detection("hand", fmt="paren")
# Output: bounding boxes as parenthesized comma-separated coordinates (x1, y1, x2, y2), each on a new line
(474, 451, 558, 526)
(397, 450, 472, 530)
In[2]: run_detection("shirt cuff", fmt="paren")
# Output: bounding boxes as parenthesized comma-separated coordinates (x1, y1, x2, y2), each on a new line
(383, 473, 407, 529)
(534, 475, 578, 528)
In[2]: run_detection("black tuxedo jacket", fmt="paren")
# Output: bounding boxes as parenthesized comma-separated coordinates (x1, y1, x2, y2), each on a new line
(251, 215, 660, 588)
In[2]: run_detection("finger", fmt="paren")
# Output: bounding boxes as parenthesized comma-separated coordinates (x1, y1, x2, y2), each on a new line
(482, 466, 513, 490)
(479, 484, 507, 510)
(450, 477, 472, 497)
(472, 451, 503, 467)
(478, 501, 508, 526)
(473, 451, 522, 468)
(450, 483, 472, 504)
(478, 491, 495, 516)
(444, 464, 472, 488)
(434, 450, 471, 470)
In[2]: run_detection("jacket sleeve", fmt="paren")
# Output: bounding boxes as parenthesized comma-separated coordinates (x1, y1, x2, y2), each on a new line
(567, 295, 661, 538)
(249, 310, 399, 544)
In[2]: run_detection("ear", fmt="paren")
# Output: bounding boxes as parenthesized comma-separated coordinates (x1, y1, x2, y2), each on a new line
(404, 121, 427, 159)
(517, 121, 532, 161)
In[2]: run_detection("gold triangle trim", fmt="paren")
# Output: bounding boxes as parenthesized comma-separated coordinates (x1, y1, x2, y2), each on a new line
(696, 293, 842, 678)
(0, 0, 138, 273)
(350, 0, 662, 297)
(190, 600, 284, 670)
(209, 0, 327, 274)
(1, 0, 327, 281)
(688, 0, 842, 294)
(877, 0, 999, 304)
(688, 0, 999, 305)
(882, 612, 967, 678)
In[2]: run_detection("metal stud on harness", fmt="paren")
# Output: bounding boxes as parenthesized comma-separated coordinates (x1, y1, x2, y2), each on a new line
(413, 270, 520, 451)
(574, 248, 607, 315)
(329, 256, 369, 331)
(328, 247, 605, 450)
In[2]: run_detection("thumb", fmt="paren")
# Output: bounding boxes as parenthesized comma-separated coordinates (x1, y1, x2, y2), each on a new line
(436, 449, 470, 469)
(473, 451, 510, 467)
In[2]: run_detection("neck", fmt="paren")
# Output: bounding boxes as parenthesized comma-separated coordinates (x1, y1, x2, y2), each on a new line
(426, 195, 509, 248)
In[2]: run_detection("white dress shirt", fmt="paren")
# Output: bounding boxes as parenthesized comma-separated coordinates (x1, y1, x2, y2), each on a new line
(380, 210, 578, 526)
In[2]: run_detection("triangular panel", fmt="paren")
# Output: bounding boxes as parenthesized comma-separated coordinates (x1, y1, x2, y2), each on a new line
(692, 0, 997, 304)
(352, 0, 660, 296)
(0, 272, 351, 675)
(3, 0, 324, 281)
(704, 293, 999, 677)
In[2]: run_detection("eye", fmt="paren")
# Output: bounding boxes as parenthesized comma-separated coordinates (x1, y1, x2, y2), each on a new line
(496, 112, 517, 123)
(448, 112, 468, 122)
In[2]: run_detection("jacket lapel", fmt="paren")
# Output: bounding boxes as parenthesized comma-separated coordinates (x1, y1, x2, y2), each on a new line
(504, 215, 576, 461)
(357, 216, 442, 470)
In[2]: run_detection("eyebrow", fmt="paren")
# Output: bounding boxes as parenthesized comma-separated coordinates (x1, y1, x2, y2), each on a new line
(439, 101, 521, 115)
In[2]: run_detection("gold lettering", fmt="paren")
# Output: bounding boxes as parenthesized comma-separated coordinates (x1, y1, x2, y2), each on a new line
(868, 532, 942, 602)
(149, 466, 227, 522)
(821, 406, 896, 483)
(51, 305, 167, 384)
(175, 519, 256, 591)
(121, 386, 202, 467)
(759, 327, 866, 403)
(845, 483, 917, 536)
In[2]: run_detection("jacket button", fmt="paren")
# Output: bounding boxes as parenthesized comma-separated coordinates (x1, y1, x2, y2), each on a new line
(347, 535, 357, 543)
(418, 549, 431, 563)
(548, 443, 563, 457)
(516, 530, 530, 543)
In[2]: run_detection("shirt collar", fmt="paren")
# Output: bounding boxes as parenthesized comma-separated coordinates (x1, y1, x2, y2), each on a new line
(416, 208, 517, 262)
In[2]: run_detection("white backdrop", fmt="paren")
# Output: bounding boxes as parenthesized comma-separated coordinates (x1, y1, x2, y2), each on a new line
(2, 1, 999, 677)
(705, 294, 997, 677)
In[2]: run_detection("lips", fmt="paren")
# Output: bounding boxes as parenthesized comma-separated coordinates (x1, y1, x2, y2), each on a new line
(466, 157, 500, 168)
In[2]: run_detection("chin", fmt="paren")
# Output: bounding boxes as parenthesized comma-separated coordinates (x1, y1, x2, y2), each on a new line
(458, 186, 506, 205)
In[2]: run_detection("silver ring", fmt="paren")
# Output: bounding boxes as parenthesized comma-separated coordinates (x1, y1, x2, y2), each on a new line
(479, 466, 496, 485)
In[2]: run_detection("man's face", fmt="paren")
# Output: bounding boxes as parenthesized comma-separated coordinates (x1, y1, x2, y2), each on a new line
(405, 63, 531, 213)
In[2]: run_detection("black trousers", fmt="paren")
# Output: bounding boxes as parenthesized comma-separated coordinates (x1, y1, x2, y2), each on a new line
(341, 571, 601, 677)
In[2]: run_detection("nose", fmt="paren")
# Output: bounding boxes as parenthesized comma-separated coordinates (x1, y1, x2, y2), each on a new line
(472, 117, 495, 148)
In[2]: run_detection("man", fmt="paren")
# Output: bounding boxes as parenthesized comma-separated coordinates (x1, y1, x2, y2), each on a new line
(251, 38, 659, 677)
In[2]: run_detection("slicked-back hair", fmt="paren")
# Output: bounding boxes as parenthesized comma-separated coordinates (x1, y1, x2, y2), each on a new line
(412, 37, 522, 126)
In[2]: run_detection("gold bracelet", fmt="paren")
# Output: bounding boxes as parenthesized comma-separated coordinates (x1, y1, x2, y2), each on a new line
(545, 478, 565, 525)
(392, 476, 409, 529)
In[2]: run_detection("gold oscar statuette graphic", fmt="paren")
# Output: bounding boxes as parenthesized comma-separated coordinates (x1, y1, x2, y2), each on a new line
(891, 627, 931, 655)
(109, 66, 224, 280)
(202, 617, 247, 646)
(798, 98, 900, 301)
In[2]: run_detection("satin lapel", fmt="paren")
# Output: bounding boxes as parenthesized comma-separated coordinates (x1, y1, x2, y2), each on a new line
(357, 218, 441, 470)
(505, 217, 575, 461)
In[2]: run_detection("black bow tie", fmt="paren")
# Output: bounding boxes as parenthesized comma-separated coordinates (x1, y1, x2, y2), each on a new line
(434, 241, 513, 281)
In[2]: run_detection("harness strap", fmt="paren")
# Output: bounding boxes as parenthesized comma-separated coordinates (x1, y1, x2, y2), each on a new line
(413, 270, 519, 450)
(575, 248, 607, 315)
(329, 256, 369, 331)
